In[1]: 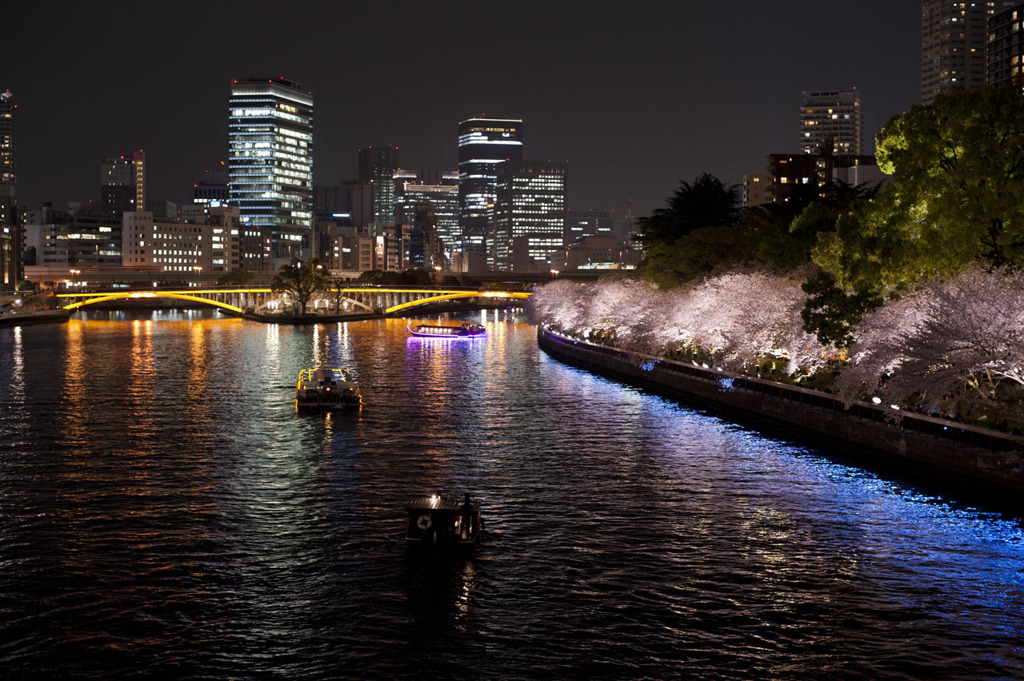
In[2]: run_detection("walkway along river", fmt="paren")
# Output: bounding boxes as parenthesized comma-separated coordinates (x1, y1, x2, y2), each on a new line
(1, 309, 1023, 679)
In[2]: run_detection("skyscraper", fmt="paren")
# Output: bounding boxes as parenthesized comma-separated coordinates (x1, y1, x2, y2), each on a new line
(922, 0, 1017, 103)
(987, 3, 1024, 86)
(457, 117, 523, 249)
(358, 144, 399, 226)
(100, 150, 145, 218)
(799, 90, 862, 156)
(0, 90, 19, 289)
(228, 77, 314, 269)
(0, 90, 14, 187)
(394, 171, 460, 251)
(492, 160, 567, 272)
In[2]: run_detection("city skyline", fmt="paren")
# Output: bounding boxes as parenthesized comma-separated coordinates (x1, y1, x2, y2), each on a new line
(8, 1, 920, 220)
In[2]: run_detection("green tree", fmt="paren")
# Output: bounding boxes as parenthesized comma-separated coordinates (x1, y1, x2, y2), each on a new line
(642, 225, 760, 288)
(813, 84, 1024, 293)
(637, 173, 740, 247)
(800, 269, 883, 348)
(755, 180, 881, 271)
(271, 258, 331, 315)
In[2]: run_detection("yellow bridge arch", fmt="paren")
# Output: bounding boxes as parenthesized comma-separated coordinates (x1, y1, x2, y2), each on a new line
(60, 291, 246, 313)
(57, 288, 533, 316)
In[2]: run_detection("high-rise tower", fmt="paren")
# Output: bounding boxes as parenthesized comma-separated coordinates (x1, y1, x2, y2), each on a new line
(457, 117, 523, 248)
(0, 90, 19, 289)
(358, 144, 399, 226)
(922, 0, 1017, 104)
(799, 89, 862, 156)
(228, 77, 314, 269)
(100, 150, 145, 218)
(987, 3, 1024, 86)
(492, 159, 567, 273)
(0, 90, 14, 187)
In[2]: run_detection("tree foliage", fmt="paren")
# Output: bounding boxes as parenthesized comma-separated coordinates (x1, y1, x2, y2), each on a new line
(641, 225, 761, 288)
(813, 84, 1024, 294)
(637, 173, 740, 247)
(271, 258, 331, 315)
(756, 180, 881, 271)
(800, 269, 883, 348)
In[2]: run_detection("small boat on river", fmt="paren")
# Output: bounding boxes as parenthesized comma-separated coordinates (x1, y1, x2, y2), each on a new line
(406, 493, 482, 546)
(294, 368, 362, 411)
(407, 322, 486, 339)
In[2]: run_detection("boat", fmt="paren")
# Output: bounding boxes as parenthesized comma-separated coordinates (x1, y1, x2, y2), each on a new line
(294, 368, 362, 410)
(406, 493, 482, 546)
(407, 322, 486, 339)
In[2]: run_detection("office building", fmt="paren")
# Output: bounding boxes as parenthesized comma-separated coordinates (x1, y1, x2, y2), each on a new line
(358, 144, 399, 225)
(0, 90, 14, 187)
(457, 117, 523, 248)
(31, 204, 122, 269)
(551, 235, 643, 272)
(922, 0, 1017, 103)
(492, 160, 567, 272)
(766, 150, 881, 204)
(122, 206, 240, 274)
(395, 170, 459, 251)
(565, 208, 616, 246)
(0, 90, 18, 289)
(193, 166, 229, 207)
(228, 77, 314, 269)
(101, 150, 145, 218)
(800, 90, 861, 156)
(987, 4, 1024, 85)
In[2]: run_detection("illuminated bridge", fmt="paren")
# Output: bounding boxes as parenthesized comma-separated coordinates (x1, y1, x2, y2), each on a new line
(55, 286, 533, 316)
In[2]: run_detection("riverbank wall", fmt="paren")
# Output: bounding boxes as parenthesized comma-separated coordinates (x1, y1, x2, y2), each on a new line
(0, 309, 72, 327)
(537, 327, 1024, 493)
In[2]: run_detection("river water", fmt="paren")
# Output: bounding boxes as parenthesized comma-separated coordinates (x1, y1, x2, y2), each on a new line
(1, 309, 1023, 680)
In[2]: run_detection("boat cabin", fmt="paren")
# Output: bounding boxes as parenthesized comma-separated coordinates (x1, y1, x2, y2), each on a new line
(406, 494, 482, 546)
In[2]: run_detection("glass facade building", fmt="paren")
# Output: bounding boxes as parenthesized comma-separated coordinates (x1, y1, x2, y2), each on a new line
(493, 160, 567, 272)
(395, 171, 459, 253)
(228, 77, 313, 269)
(457, 117, 523, 244)
(358, 144, 399, 226)
(0, 90, 14, 187)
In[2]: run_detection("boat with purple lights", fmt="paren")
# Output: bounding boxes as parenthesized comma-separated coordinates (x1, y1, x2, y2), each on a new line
(407, 322, 486, 339)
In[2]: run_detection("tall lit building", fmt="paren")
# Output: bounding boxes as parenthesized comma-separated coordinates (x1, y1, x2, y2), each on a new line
(457, 117, 523, 249)
(100, 150, 145, 218)
(395, 170, 460, 251)
(0, 90, 14, 186)
(987, 3, 1024, 85)
(800, 90, 861, 155)
(228, 77, 314, 269)
(358, 144, 399, 225)
(0, 90, 19, 289)
(922, 0, 1017, 103)
(492, 160, 567, 272)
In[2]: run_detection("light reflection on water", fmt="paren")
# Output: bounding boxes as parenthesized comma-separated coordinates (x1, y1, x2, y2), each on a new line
(0, 308, 1022, 679)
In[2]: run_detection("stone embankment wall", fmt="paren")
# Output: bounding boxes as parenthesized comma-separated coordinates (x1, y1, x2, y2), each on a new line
(537, 327, 1024, 493)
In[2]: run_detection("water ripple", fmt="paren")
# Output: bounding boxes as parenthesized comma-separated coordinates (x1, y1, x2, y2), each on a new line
(0, 311, 1022, 679)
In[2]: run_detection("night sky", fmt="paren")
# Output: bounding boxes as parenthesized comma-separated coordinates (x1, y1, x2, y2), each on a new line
(9, 1, 921, 220)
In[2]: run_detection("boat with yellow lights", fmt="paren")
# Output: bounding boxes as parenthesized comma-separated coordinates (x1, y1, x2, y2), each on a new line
(406, 493, 482, 546)
(294, 368, 362, 411)
(407, 322, 486, 339)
